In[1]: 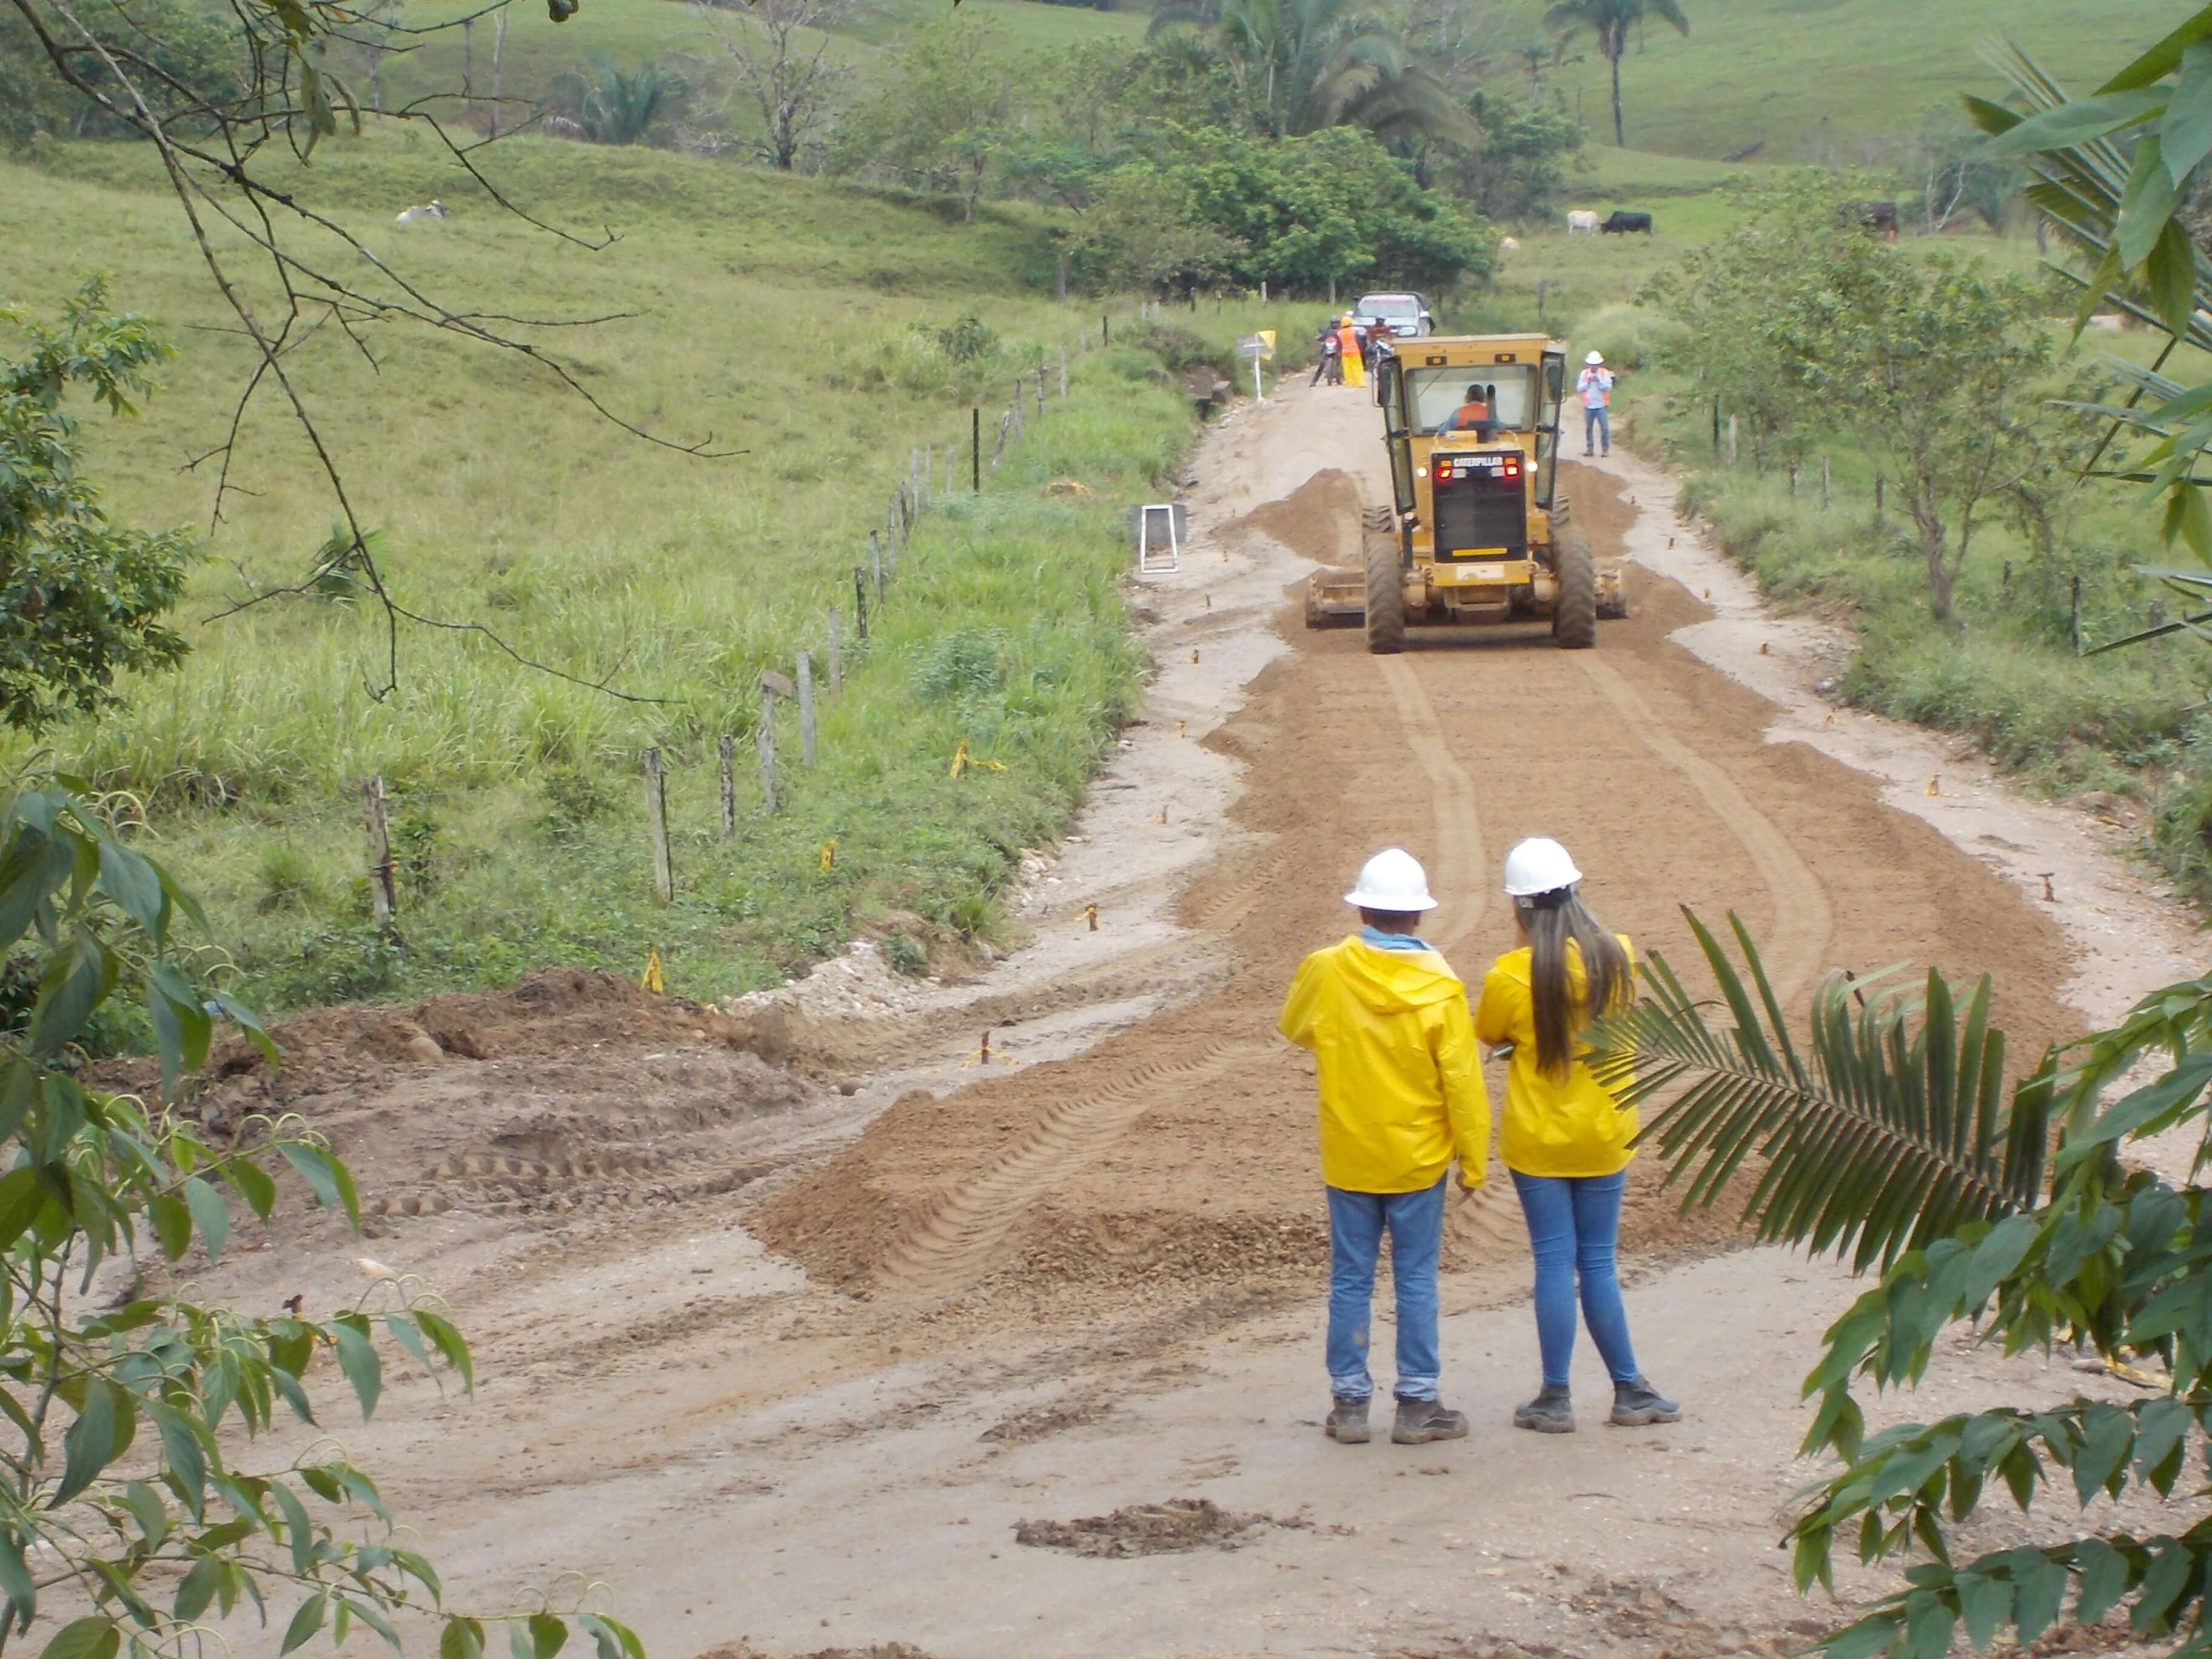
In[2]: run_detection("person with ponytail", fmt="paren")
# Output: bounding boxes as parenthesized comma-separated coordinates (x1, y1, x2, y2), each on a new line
(1475, 838, 1679, 1434)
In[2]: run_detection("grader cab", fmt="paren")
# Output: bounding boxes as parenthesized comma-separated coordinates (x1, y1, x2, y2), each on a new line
(1306, 333, 1624, 652)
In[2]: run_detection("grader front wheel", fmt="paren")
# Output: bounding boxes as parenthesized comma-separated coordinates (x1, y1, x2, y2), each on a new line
(1552, 529, 1597, 650)
(1363, 517, 1406, 655)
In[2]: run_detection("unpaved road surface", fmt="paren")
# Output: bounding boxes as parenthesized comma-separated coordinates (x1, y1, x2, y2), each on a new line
(173, 379, 2197, 1659)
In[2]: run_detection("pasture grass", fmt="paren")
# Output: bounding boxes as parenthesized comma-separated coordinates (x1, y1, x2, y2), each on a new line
(1485, 0, 2160, 166)
(0, 131, 1327, 1011)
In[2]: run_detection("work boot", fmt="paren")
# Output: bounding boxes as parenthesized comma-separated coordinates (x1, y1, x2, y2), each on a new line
(1324, 1396, 1370, 1444)
(1609, 1376, 1681, 1426)
(1391, 1397, 1469, 1444)
(1513, 1384, 1575, 1434)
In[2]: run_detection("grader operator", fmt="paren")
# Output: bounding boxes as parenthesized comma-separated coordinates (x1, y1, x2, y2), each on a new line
(1306, 333, 1624, 652)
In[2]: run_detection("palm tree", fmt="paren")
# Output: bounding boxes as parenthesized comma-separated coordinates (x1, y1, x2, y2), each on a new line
(1585, 906, 2212, 1652)
(1148, 0, 1477, 147)
(1541, 0, 1687, 147)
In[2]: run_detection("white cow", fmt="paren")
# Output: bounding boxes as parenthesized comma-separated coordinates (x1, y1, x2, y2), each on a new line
(1500, 235, 1521, 253)
(1566, 209, 1597, 236)
(2085, 313, 2129, 333)
(394, 199, 448, 227)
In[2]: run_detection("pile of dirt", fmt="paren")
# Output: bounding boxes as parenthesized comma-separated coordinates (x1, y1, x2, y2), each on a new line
(1230, 468, 1359, 569)
(1013, 1496, 1302, 1558)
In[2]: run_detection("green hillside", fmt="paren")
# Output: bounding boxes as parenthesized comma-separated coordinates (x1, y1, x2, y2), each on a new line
(1476, 0, 2157, 163)
(2, 132, 1309, 1011)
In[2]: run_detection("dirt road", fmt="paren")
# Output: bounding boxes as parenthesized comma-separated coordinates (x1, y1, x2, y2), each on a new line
(180, 378, 2191, 1659)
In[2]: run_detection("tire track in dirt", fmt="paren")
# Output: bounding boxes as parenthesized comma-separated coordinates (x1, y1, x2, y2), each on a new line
(1574, 652, 1835, 1001)
(876, 1044, 1265, 1292)
(877, 654, 1493, 1296)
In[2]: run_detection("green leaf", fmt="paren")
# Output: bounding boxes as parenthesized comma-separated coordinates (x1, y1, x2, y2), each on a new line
(2119, 136, 2184, 272)
(172, 1556, 217, 1624)
(343, 1598, 404, 1655)
(95, 840, 166, 945)
(56, 1379, 131, 1506)
(1985, 87, 2168, 156)
(280, 1594, 327, 1657)
(227, 1158, 277, 1221)
(2161, 41, 2212, 183)
(0, 1531, 36, 1628)
(147, 1193, 190, 1262)
(28, 929, 118, 1059)
(181, 1176, 228, 1264)
(1956, 1569, 2011, 1651)
(148, 1403, 207, 1520)
(528, 1614, 568, 1659)
(2073, 1537, 2130, 1623)
(440, 1618, 484, 1659)
(0, 1169, 47, 1256)
(120, 1481, 169, 1552)
(39, 1618, 120, 1659)
(576, 1616, 640, 1659)
(278, 1144, 360, 1227)
(270, 1479, 315, 1577)
(330, 1318, 383, 1419)
(414, 1309, 477, 1392)
(2072, 1403, 2135, 1502)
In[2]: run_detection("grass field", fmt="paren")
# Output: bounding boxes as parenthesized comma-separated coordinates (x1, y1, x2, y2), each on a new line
(2, 130, 1324, 1014)
(1473, 0, 2153, 164)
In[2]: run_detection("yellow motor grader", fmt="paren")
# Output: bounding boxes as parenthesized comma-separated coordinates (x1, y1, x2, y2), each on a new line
(1307, 332, 1624, 652)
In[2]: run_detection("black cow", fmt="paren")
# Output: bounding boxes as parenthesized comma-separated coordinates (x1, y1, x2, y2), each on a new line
(1600, 210, 1654, 236)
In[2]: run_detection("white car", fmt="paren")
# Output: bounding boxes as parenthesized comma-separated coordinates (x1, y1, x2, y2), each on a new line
(1352, 292, 1435, 338)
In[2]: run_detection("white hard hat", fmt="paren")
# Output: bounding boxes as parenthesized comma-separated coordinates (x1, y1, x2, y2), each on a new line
(1503, 837, 1582, 898)
(1344, 848, 1437, 912)
(1586, 350, 1604, 365)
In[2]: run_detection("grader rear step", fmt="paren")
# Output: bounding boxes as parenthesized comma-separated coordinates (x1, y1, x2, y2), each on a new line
(1306, 332, 1626, 652)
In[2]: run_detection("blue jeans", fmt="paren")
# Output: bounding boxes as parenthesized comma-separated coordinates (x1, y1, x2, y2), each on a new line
(1325, 1179, 1445, 1401)
(1510, 1170, 1638, 1389)
(1584, 404, 1610, 453)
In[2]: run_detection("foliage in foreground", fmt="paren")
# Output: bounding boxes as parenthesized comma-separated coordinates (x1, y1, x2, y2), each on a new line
(1592, 913, 2212, 1657)
(0, 782, 643, 1659)
(0, 280, 193, 736)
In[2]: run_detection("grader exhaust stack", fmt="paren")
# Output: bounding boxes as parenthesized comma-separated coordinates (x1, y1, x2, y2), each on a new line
(1307, 333, 1625, 651)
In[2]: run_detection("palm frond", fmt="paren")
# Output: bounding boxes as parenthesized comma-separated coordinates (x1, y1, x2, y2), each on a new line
(1587, 908, 2053, 1274)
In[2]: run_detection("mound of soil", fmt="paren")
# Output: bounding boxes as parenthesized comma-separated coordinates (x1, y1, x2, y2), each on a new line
(1013, 1496, 1302, 1558)
(1231, 468, 1360, 568)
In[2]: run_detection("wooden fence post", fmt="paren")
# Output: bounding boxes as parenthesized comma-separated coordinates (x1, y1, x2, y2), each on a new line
(362, 776, 395, 930)
(718, 734, 736, 841)
(870, 529, 885, 603)
(994, 409, 1012, 466)
(1013, 377, 1025, 438)
(826, 609, 843, 695)
(854, 566, 869, 642)
(1059, 344, 1068, 398)
(643, 747, 673, 904)
(922, 443, 932, 512)
(797, 651, 816, 765)
(1788, 460, 1798, 498)
(1102, 313, 1109, 347)
(1726, 415, 1738, 468)
(1874, 473, 1886, 532)
(1821, 455, 1831, 512)
(757, 689, 777, 814)
(971, 407, 981, 493)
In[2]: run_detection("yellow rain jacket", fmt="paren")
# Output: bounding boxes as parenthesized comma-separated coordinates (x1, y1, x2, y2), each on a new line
(1278, 938, 1489, 1193)
(1475, 938, 1637, 1179)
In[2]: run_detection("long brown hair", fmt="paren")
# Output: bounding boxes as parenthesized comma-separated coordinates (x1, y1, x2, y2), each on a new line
(1521, 888, 1630, 1078)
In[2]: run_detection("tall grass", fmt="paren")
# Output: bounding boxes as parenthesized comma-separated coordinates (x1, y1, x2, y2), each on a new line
(0, 132, 1323, 1010)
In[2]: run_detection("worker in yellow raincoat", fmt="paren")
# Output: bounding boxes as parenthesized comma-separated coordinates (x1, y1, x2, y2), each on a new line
(1278, 848, 1487, 1447)
(1336, 316, 1365, 389)
(1475, 837, 1680, 1437)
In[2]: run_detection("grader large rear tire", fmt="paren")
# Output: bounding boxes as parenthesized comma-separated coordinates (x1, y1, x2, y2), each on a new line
(1552, 529, 1597, 650)
(1364, 521, 1406, 655)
